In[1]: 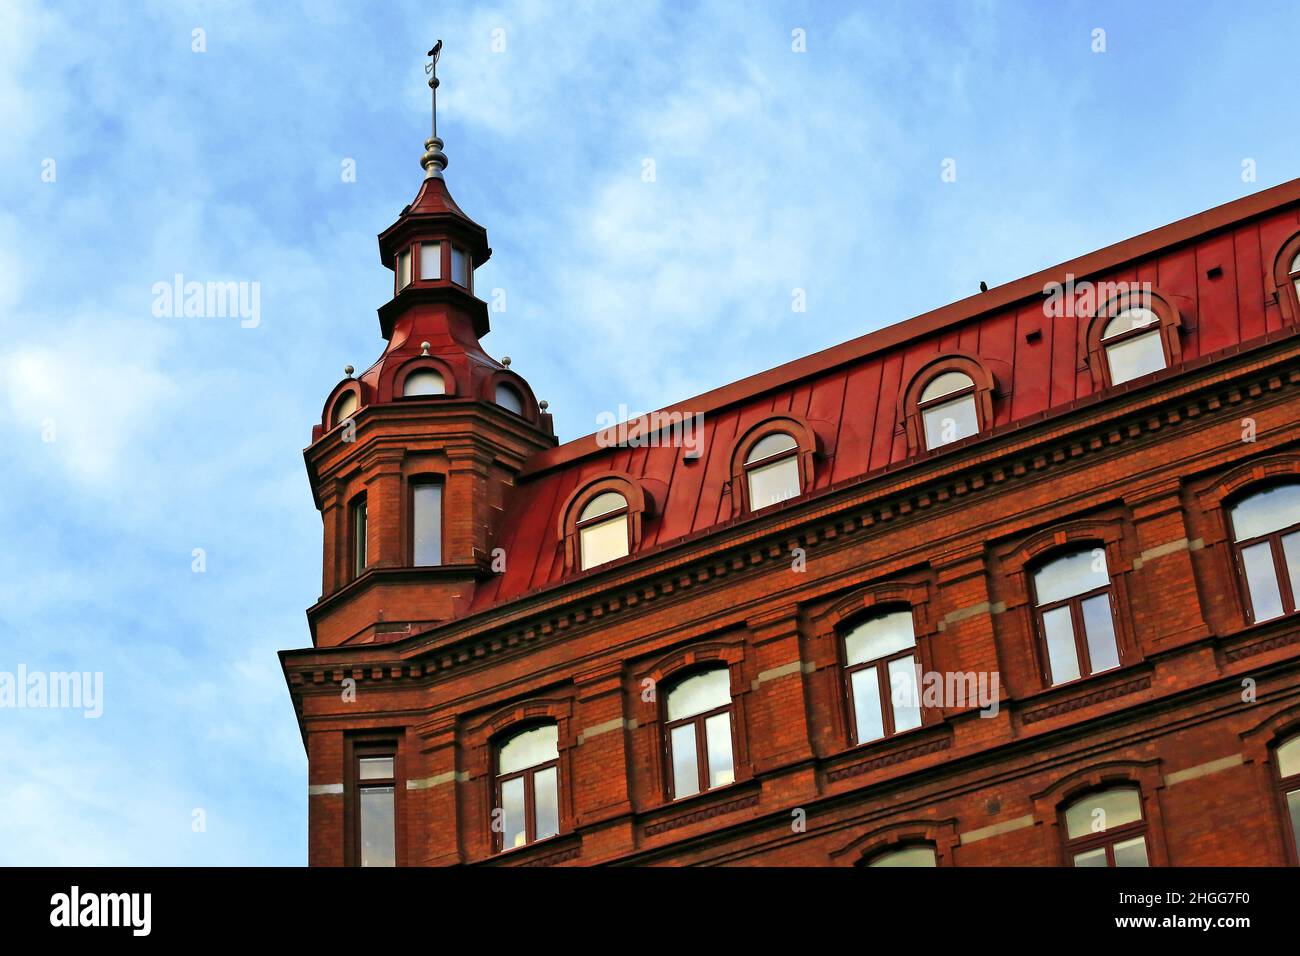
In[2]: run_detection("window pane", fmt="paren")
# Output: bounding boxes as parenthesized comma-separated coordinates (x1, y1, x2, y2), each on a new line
(844, 611, 916, 665)
(851, 667, 884, 743)
(1105, 329, 1165, 384)
(1230, 484, 1300, 540)
(920, 371, 974, 403)
(1072, 847, 1108, 867)
(666, 669, 731, 721)
(358, 756, 393, 780)
(745, 432, 798, 464)
(1277, 737, 1300, 779)
(1034, 549, 1109, 605)
(704, 712, 735, 789)
(397, 248, 412, 289)
(495, 383, 524, 414)
(1102, 307, 1159, 339)
(579, 514, 629, 569)
(869, 846, 937, 867)
(334, 391, 358, 425)
(580, 492, 627, 522)
(500, 776, 527, 849)
(1042, 605, 1080, 684)
(670, 723, 699, 798)
(1064, 788, 1142, 839)
(747, 455, 801, 510)
(1287, 790, 1300, 859)
(888, 655, 922, 732)
(360, 786, 395, 866)
(922, 394, 979, 449)
(1241, 541, 1284, 622)
(499, 724, 558, 774)
(533, 766, 559, 841)
(451, 247, 469, 286)
(1080, 593, 1120, 673)
(351, 500, 367, 577)
(1112, 836, 1149, 867)
(419, 241, 441, 280)
(412, 482, 442, 567)
(403, 369, 445, 396)
(1283, 532, 1300, 608)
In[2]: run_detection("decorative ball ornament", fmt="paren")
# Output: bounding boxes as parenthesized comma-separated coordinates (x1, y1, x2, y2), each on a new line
(502, 356, 512, 367)
(420, 341, 431, 356)
(539, 400, 549, 411)
(344, 365, 355, 378)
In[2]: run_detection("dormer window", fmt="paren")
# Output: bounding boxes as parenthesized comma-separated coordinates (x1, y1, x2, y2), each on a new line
(577, 492, 630, 570)
(1102, 308, 1165, 384)
(333, 391, 358, 427)
(919, 371, 978, 449)
(396, 247, 412, 291)
(744, 432, 801, 510)
(403, 369, 446, 397)
(419, 242, 441, 280)
(451, 246, 470, 288)
(495, 383, 524, 415)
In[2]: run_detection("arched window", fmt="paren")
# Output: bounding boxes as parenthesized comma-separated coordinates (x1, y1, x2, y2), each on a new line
(665, 668, 735, 799)
(1032, 547, 1120, 685)
(333, 391, 359, 427)
(843, 609, 921, 743)
(1275, 734, 1300, 862)
(1062, 787, 1148, 867)
(1102, 307, 1166, 384)
(919, 371, 979, 449)
(1288, 249, 1300, 307)
(744, 432, 801, 511)
(577, 492, 630, 570)
(403, 368, 445, 397)
(1272, 233, 1300, 323)
(495, 382, 524, 415)
(495, 724, 560, 851)
(1228, 483, 1300, 623)
(865, 845, 936, 867)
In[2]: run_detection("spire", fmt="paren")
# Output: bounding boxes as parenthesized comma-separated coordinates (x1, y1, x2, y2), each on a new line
(421, 40, 448, 180)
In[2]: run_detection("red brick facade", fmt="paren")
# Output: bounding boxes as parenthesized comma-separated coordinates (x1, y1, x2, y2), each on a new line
(281, 163, 1300, 866)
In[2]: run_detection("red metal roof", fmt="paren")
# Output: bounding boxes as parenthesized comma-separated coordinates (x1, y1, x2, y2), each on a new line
(471, 179, 1300, 610)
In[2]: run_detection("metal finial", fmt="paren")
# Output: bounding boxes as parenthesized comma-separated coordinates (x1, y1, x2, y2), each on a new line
(344, 365, 355, 378)
(421, 41, 448, 179)
(420, 341, 431, 356)
(501, 356, 512, 367)
(539, 400, 549, 411)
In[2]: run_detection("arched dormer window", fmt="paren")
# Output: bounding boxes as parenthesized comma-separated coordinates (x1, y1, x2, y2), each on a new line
(1272, 233, 1300, 325)
(495, 382, 524, 415)
(1275, 734, 1300, 863)
(842, 608, 922, 744)
(664, 667, 735, 799)
(1227, 481, 1300, 623)
(559, 477, 651, 573)
(1084, 288, 1182, 388)
(1031, 546, 1121, 685)
(899, 354, 995, 455)
(730, 418, 818, 515)
(332, 390, 359, 427)
(1061, 787, 1149, 867)
(863, 844, 937, 867)
(403, 368, 445, 397)
(494, 723, 560, 851)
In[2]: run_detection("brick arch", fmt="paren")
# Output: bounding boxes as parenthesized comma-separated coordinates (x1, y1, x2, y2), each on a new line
(1030, 758, 1168, 866)
(728, 415, 819, 516)
(897, 351, 997, 455)
(829, 817, 958, 867)
(1271, 231, 1300, 325)
(1081, 286, 1183, 388)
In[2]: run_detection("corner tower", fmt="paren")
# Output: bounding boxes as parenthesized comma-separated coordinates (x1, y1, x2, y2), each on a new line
(305, 42, 555, 648)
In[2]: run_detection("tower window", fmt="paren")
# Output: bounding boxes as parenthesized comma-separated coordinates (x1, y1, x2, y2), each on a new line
(1032, 548, 1120, 685)
(1228, 482, 1300, 623)
(495, 724, 560, 851)
(1102, 308, 1165, 384)
(419, 241, 441, 280)
(333, 391, 358, 427)
(403, 368, 446, 397)
(664, 668, 735, 799)
(495, 382, 524, 415)
(411, 480, 443, 567)
(350, 495, 368, 580)
(397, 247, 412, 290)
(843, 609, 922, 743)
(1062, 788, 1148, 867)
(744, 432, 800, 511)
(577, 491, 630, 570)
(451, 246, 470, 288)
(352, 747, 396, 867)
(919, 371, 979, 449)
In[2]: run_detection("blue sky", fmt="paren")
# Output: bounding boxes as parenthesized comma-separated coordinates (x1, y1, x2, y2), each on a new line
(0, 0, 1296, 864)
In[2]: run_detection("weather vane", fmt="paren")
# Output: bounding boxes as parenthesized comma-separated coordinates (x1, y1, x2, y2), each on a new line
(421, 40, 448, 179)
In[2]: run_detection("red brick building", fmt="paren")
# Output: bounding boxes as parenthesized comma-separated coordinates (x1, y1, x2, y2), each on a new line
(280, 91, 1300, 865)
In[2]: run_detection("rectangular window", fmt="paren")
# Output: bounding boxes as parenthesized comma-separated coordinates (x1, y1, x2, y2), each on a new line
(850, 666, 885, 743)
(704, 712, 735, 788)
(579, 514, 629, 569)
(887, 656, 923, 732)
(397, 247, 412, 290)
(1041, 605, 1080, 684)
(670, 723, 699, 798)
(1241, 541, 1284, 621)
(533, 766, 560, 841)
(451, 246, 470, 287)
(922, 394, 979, 449)
(746, 456, 800, 510)
(411, 482, 442, 566)
(419, 241, 441, 280)
(1105, 329, 1164, 384)
(500, 776, 527, 850)
(350, 497, 367, 579)
(353, 750, 395, 867)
